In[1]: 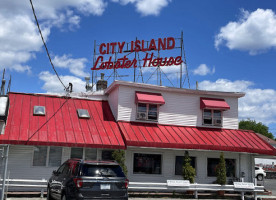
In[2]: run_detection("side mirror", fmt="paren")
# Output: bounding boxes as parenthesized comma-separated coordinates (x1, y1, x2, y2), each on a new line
(53, 170, 59, 175)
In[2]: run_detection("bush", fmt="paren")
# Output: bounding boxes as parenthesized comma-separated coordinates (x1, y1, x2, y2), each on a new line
(182, 151, 196, 183)
(216, 152, 226, 185)
(112, 149, 128, 176)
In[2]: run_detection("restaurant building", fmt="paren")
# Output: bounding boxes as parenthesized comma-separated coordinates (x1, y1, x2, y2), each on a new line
(0, 80, 275, 184)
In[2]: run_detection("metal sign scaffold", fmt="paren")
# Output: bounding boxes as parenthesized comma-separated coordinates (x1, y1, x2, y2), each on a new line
(91, 37, 183, 70)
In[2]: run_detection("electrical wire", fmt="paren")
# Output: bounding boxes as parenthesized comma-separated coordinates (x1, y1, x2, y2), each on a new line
(25, 97, 70, 145)
(29, 0, 67, 90)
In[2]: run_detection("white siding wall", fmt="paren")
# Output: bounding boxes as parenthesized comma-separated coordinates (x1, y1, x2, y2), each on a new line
(7, 145, 62, 180)
(107, 86, 119, 121)
(116, 85, 239, 129)
(6, 146, 112, 180)
(6, 145, 252, 185)
(125, 147, 251, 184)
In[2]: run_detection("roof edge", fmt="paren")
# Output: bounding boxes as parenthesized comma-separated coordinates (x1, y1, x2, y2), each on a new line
(105, 80, 245, 98)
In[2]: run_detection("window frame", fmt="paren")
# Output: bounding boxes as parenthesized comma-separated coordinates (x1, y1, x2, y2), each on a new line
(202, 109, 223, 127)
(174, 155, 197, 176)
(207, 157, 236, 177)
(32, 146, 62, 167)
(70, 147, 97, 160)
(136, 103, 159, 122)
(133, 153, 162, 175)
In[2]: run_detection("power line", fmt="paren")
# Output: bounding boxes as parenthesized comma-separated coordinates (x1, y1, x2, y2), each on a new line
(25, 97, 70, 145)
(29, 0, 67, 90)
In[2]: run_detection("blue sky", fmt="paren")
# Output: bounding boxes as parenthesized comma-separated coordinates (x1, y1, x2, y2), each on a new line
(1, 0, 276, 136)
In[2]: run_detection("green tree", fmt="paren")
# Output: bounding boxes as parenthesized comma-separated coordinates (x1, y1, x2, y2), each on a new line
(216, 152, 226, 185)
(112, 149, 128, 176)
(182, 151, 196, 183)
(239, 119, 274, 140)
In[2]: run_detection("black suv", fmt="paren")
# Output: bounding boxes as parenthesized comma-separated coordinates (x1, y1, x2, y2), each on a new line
(47, 159, 128, 200)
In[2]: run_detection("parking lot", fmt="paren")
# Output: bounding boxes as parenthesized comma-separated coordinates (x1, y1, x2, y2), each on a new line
(259, 178, 276, 195)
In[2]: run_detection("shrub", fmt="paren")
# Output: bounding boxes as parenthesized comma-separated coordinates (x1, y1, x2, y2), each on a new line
(112, 149, 128, 176)
(216, 152, 227, 185)
(182, 151, 196, 183)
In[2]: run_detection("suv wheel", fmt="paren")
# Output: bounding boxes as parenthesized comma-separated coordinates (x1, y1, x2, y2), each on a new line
(47, 187, 53, 200)
(62, 194, 67, 200)
(257, 174, 263, 181)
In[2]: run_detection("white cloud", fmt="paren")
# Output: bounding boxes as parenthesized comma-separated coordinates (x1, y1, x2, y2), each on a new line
(192, 64, 215, 76)
(39, 71, 86, 93)
(0, 13, 49, 73)
(198, 79, 276, 124)
(112, 0, 171, 16)
(215, 9, 276, 55)
(0, 0, 106, 74)
(52, 54, 89, 77)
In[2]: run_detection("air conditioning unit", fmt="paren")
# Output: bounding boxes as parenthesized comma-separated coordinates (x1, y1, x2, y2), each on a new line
(137, 112, 147, 120)
(214, 119, 222, 126)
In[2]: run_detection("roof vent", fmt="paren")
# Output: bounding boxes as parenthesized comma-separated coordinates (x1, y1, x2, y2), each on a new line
(77, 109, 90, 119)
(33, 106, 45, 116)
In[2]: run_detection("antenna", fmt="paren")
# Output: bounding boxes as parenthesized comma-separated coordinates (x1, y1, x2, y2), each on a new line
(0, 69, 6, 95)
(6, 76, 11, 94)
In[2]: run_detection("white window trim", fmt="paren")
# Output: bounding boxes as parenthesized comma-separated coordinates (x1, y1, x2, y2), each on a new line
(132, 152, 163, 176)
(136, 103, 159, 122)
(202, 109, 223, 127)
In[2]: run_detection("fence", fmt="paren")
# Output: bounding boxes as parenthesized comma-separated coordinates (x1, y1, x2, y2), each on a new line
(0, 178, 264, 200)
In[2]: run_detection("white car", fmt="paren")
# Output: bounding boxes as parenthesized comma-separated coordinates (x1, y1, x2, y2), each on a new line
(255, 166, 266, 181)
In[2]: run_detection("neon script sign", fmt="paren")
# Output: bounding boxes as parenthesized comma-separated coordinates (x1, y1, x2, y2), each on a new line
(91, 37, 183, 70)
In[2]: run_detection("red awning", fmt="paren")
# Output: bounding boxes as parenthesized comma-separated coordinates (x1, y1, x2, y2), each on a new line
(200, 98, 230, 110)
(135, 92, 165, 105)
(0, 93, 125, 149)
(118, 121, 276, 156)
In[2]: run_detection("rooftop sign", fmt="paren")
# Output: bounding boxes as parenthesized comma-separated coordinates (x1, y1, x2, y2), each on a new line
(91, 37, 183, 70)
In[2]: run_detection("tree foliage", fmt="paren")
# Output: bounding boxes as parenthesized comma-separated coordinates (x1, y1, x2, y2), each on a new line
(182, 151, 196, 183)
(216, 152, 226, 185)
(112, 150, 128, 176)
(239, 119, 274, 140)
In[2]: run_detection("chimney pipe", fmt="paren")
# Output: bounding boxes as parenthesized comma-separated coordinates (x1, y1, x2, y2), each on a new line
(96, 73, 107, 91)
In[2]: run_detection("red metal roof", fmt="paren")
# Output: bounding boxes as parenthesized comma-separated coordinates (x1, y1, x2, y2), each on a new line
(135, 91, 165, 105)
(0, 93, 125, 149)
(118, 121, 276, 156)
(200, 98, 230, 110)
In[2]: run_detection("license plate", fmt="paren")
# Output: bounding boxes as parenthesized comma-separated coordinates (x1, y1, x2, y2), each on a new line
(100, 184, 110, 190)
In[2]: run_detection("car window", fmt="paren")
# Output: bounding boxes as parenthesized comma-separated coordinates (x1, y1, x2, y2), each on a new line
(81, 164, 125, 177)
(62, 164, 70, 175)
(57, 163, 66, 174)
(255, 167, 259, 170)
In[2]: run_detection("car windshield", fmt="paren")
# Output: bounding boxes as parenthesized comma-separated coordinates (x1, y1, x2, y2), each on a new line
(81, 164, 125, 177)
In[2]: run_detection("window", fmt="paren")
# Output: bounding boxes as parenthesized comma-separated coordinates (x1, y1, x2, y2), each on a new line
(102, 150, 114, 160)
(175, 156, 196, 175)
(133, 153, 162, 174)
(33, 146, 62, 167)
(71, 148, 97, 160)
(203, 109, 222, 127)
(207, 158, 236, 177)
(33, 106, 45, 116)
(49, 147, 62, 167)
(71, 147, 83, 159)
(33, 146, 47, 166)
(77, 109, 90, 119)
(136, 103, 158, 121)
